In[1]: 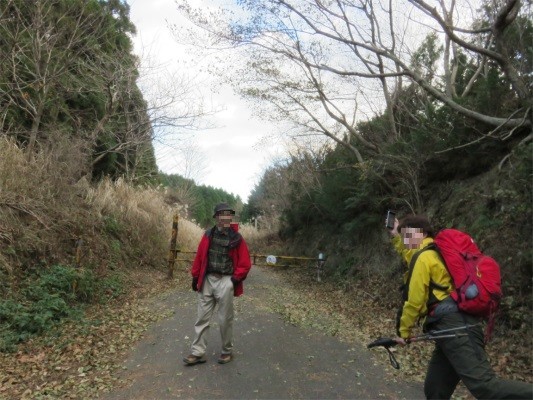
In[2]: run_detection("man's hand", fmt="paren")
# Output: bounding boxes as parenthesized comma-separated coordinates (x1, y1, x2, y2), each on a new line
(387, 218, 400, 237)
(393, 337, 407, 346)
(191, 277, 198, 292)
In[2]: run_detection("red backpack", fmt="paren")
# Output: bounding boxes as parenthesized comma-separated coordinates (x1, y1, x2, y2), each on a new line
(433, 229, 502, 330)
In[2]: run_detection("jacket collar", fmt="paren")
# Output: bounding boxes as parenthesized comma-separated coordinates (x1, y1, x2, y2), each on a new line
(415, 237, 435, 253)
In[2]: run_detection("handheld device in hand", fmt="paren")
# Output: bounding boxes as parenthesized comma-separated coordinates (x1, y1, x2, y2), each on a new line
(386, 210, 396, 230)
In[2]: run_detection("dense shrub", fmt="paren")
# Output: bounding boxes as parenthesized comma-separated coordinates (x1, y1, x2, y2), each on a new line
(0, 265, 124, 352)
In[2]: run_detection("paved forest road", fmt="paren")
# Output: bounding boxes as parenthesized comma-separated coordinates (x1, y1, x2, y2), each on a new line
(104, 266, 423, 400)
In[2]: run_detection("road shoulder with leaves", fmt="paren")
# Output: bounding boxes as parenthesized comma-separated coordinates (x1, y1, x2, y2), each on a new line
(3, 264, 528, 399)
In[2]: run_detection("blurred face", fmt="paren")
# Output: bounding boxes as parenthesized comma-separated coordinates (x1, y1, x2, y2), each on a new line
(401, 227, 426, 250)
(215, 211, 233, 229)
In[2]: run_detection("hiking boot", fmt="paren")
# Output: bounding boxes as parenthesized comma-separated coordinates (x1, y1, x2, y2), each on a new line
(183, 354, 206, 366)
(217, 353, 232, 364)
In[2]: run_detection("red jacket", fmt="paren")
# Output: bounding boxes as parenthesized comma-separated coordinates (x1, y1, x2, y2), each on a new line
(191, 226, 252, 296)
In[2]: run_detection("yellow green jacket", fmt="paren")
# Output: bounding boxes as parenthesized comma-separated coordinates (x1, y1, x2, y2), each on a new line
(391, 235, 454, 338)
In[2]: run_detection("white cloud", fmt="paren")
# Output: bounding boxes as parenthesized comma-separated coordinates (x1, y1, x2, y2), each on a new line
(127, 0, 279, 201)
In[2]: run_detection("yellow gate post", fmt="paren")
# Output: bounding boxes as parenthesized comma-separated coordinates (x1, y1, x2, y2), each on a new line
(167, 213, 179, 280)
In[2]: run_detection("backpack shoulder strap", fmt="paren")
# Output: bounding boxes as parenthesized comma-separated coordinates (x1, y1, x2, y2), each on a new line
(403, 244, 435, 300)
(397, 244, 435, 335)
(205, 227, 214, 238)
(228, 229, 242, 249)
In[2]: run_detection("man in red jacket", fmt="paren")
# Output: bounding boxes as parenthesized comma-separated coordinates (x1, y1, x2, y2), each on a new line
(183, 203, 252, 365)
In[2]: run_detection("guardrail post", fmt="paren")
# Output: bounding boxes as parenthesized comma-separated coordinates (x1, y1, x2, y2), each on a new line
(167, 213, 179, 280)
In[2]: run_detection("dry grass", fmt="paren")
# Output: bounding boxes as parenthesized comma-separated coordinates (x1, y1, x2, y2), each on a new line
(0, 137, 203, 291)
(175, 217, 204, 251)
(0, 137, 84, 292)
(0, 137, 206, 398)
(86, 177, 172, 268)
(0, 138, 76, 239)
(239, 223, 282, 253)
(238, 223, 263, 243)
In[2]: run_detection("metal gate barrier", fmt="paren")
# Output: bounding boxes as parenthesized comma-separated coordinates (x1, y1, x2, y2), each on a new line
(166, 214, 327, 281)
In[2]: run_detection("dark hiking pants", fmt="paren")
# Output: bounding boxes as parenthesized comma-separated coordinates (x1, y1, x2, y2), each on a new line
(424, 312, 533, 400)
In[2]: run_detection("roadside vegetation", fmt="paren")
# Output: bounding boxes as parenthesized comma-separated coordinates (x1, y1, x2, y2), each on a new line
(1, 0, 531, 397)
(0, 137, 206, 398)
(0, 136, 180, 349)
(229, 0, 532, 378)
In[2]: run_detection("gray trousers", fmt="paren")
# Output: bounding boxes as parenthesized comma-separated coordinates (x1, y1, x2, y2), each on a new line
(191, 274, 234, 356)
(424, 312, 533, 399)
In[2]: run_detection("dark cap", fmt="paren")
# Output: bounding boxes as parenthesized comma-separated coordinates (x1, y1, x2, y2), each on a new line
(213, 202, 235, 217)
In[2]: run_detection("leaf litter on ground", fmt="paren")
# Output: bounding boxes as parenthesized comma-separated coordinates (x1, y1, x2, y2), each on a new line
(0, 267, 186, 400)
(1, 263, 530, 400)
(250, 266, 532, 400)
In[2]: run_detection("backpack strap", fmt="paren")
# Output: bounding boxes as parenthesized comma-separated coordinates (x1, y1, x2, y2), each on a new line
(402, 244, 435, 301)
(397, 243, 455, 335)
(205, 226, 216, 238)
(227, 229, 242, 249)
(420, 243, 451, 306)
(396, 244, 435, 336)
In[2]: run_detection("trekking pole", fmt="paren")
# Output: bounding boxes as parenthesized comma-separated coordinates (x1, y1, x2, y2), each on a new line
(367, 338, 401, 369)
(407, 332, 468, 343)
(408, 324, 480, 343)
(424, 324, 479, 336)
(367, 324, 480, 369)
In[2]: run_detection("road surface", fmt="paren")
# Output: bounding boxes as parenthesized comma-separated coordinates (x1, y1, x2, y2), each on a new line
(104, 266, 423, 399)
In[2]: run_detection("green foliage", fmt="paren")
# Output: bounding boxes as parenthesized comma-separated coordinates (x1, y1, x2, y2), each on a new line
(193, 185, 242, 227)
(109, 239, 122, 269)
(508, 143, 533, 204)
(275, 144, 385, 240)
(0, 265, 123, 352)
(253, 20, 531, 301)
(469, 214, 503, 238)
(158, 173, 195, 188)
(411, 32, 443, 80)
(0, 0, 157, 181)
(103, 215, 122, 236)
(159, 172, 242, 228)
(133, 143, 159, 184)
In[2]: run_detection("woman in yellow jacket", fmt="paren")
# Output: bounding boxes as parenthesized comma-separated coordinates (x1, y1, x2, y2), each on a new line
(389, 215, 532, 400)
